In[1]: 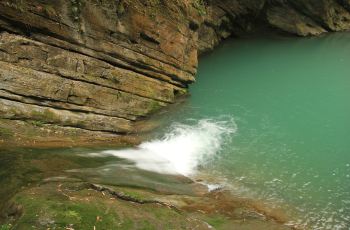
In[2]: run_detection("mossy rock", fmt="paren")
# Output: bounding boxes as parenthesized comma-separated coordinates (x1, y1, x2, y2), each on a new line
(6, 182, 211, 230)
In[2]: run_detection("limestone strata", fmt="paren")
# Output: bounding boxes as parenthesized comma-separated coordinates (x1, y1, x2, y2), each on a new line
(0, 0, 199, 144)
(1, 0, 350, 145)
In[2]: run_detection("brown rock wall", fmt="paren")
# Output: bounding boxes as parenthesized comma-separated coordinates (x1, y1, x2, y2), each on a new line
(1, 0, 350, 146)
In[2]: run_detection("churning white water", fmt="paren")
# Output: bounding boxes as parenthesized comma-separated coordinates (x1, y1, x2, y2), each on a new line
(88, 118, 236, 176)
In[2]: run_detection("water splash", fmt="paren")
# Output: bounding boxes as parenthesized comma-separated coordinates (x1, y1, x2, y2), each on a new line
(88, 118, 236, 176)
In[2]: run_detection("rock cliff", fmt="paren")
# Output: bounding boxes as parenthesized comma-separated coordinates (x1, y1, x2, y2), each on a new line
(0, 0, 350, 146)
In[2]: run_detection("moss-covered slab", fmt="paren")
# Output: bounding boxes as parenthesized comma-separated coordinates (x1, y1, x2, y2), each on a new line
(5, 182, 211, 230)
(0, 177, 299, 230)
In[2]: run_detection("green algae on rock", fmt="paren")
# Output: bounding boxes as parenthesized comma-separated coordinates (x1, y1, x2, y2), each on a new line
(0, 146, 297, 229)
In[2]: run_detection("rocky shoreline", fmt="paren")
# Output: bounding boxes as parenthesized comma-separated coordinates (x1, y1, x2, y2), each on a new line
(0, 146, 299, 230)
(1, 0, 350, 147)
(2, 180, 296, 229)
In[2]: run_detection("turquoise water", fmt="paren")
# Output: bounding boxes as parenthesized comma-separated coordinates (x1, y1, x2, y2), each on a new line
(149, 33, 350, 229)
(1, 33, 350, 229)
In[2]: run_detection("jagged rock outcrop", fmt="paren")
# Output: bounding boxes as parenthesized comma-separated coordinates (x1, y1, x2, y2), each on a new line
(0, 0, 350, 146)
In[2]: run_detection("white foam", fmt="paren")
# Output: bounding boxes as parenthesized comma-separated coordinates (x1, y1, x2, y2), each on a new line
(89, 118, 236, 176)
(206, 184, 223, 192)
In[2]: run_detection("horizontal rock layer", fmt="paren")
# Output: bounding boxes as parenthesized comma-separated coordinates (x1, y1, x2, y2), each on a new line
(0, 0, 350, 145)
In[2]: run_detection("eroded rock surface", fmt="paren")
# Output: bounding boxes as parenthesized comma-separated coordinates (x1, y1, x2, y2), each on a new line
(1, 0, 350, 146)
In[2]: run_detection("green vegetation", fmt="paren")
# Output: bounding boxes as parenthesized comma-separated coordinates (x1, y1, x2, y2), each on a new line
(0, 224, 12, 230)
(117, 188, 148, 201)
(117, 2, 125, 16)
(5, 181, 203, 230)
(0, 127, 14, 139)
(30, 109, 57, 123)
(148, 0, 161, 6)
(205, 215, 227, 229)
(12, 190, 122, 229)
(193, 0, 206, 16)
(148, 101, 163, 113)
(70, 0, 83, 22)
(28, 120, 45, 127)
(5, 0, 27, 11)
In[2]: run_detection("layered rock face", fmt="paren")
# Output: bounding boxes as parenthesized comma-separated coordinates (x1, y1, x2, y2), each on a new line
(0, 0, 200, 145)
(0, 0, 350, 146)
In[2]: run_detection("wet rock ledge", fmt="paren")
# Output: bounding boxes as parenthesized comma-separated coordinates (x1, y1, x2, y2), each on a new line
(1, 0, 350, 147)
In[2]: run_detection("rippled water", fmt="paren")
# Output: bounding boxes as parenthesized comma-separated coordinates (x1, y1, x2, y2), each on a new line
(168, 33, 350, 229)
(125, 33, 350, 229)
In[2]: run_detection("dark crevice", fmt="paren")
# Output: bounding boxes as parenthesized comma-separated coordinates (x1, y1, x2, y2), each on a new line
(189, 20, 200, 31)
(139, 32, 160, 45)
